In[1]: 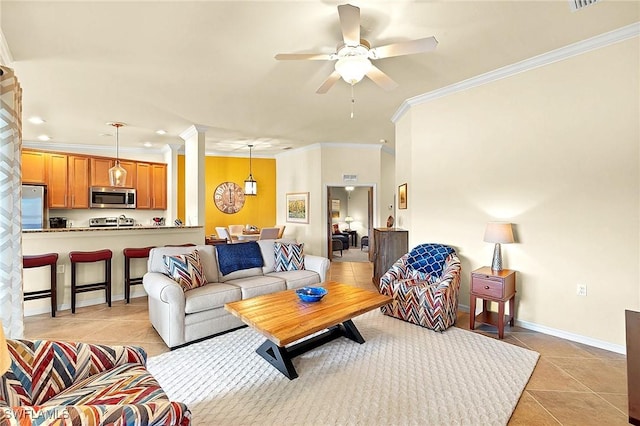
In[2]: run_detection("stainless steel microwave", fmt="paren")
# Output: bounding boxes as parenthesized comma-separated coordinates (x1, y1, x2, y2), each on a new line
(90, 187, 136, 209)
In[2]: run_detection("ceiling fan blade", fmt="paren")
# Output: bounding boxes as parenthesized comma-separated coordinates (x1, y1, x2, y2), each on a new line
(337, 4, 360, 46)
(275, 53, 333, 61)
(370, 36, 438, 59)
(316, 71, 342, 94)
(366, 65, 398, 91)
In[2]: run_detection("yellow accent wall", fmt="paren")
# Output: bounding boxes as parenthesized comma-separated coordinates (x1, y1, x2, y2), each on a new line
(177, 155, 276, 236)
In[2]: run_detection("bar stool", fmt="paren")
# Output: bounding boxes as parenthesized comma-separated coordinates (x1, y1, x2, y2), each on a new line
(69, 249, 113, 314)
(123, 246, 154, 303)
(23, 253, 59, 317)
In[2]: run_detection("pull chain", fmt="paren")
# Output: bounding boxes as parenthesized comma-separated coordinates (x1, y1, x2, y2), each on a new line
(350, 84, 355, 119)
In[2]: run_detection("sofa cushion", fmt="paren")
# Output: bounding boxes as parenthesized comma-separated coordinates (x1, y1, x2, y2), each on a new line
(266, 270, 321, 290)
(149, 245, 219, 283)
(43, 363, 167, 406)
(163, 250, 208, 291)
(225, 275, 286, 299)
(184, 282, 242, 314)
(258, 238, 295, 274)
(274, 242, 305, 272)
(216, 241, 263, 276)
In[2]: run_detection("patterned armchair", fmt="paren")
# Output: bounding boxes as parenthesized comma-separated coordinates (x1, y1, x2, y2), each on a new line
(379, 243, 461, 332)
(0, 340, 190, 425)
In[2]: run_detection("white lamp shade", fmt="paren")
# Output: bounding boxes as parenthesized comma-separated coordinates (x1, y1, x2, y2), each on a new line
(0, 322, 11, 375)
(345, 216, 354, 223)
(335, 56, 372, 85)
(483, 222, 515, 244)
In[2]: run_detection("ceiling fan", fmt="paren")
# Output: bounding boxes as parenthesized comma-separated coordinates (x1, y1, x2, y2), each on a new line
(275, 3, 438, 94)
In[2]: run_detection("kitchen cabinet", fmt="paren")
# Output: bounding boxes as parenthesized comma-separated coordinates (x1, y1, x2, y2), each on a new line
(68, 155, 90, 209)
(90, 158, 136, 188)
(151, 164, 167, 210)
(22, 150, 47, 184)
(135, 162, 151, 209)
(372, 228, 408, 288)
(136, 162, 166, 210)
(47, 153, 68, 208)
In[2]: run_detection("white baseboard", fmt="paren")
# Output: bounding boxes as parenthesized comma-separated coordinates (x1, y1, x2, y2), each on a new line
(458, 304, 626, 355)
(24, 288, 147, 317)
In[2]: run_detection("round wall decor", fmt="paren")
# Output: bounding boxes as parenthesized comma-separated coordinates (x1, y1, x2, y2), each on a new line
(214, 181, 245, 214)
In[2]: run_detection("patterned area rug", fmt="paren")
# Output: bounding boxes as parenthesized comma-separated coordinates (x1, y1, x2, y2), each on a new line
(147, 310, 539, 425)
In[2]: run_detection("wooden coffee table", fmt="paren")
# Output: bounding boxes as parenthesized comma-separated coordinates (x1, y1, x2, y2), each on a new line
(224, 281, 392, 380)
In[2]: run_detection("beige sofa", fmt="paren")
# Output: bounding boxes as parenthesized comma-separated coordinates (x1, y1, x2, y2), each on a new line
(143, 239, 330, 348)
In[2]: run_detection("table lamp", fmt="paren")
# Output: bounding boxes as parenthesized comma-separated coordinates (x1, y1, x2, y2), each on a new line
(483, 222, 515, 271)
(0, 321, 11, 376)
(345, 216, 354, 230)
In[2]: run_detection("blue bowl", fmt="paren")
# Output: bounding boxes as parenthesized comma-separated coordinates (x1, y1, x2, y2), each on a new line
(296, 286, 328, 303)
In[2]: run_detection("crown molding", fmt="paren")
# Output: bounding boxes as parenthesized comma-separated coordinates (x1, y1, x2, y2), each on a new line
(392, 22, 640, 123)
(178, 124, 209, 141)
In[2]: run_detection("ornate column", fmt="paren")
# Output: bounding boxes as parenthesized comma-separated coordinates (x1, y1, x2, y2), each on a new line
(0, 65, 24, 338)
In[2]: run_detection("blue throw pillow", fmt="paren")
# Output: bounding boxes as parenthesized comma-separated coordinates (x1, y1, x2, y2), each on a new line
(407, 243, 455, 276)
(216, 241, 264, 275)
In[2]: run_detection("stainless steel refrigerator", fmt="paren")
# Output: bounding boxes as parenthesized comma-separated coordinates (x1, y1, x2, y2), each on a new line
(22, 184, 46, 229)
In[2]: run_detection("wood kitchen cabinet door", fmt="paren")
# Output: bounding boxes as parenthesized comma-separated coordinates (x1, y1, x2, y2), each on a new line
(47, 153, 68, 208)
(136, 162, 151, 209)
(90, 157, 113, 187)
(22, 150, 47, 184)
(68, 155, 90, 208)
(151, 164, 167, 210)
(91, 158, 137, 188)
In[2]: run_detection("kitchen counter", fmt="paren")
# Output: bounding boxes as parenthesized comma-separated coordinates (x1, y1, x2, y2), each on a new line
(23, 225, 202, 233)
(22, 225, 205, 316)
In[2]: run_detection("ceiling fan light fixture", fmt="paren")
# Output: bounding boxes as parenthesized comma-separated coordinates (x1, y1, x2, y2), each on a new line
(335, 55, 371, 85)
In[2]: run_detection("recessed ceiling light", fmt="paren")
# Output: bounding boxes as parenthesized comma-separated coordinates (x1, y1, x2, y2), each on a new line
(28, 117, 46, 125)
(156, 129, 167, 135)
(37, 135, 51, 141)
(143, 142, 153, 147)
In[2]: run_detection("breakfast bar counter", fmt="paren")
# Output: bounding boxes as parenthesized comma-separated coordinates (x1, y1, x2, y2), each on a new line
(22, 226, 205, 315)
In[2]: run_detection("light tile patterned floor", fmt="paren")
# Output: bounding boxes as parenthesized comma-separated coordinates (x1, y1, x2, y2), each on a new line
(23, 261, 629, 425)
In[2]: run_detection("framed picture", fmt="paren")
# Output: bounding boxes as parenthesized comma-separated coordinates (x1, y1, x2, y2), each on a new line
(286, 192, 310, 223)
(398, 183, 407, 209)
(331, 199, 340, 219)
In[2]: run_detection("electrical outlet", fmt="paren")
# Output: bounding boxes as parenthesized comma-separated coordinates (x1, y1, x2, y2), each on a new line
(56, 264, 65, 274)
(577, 284, 587, 296)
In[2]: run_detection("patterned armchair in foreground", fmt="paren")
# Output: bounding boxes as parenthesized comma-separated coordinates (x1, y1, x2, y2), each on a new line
(379, 243, 461, 332)
(0, 340, 190, 425)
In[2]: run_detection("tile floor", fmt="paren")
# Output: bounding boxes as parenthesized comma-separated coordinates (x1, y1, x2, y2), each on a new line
(24, 261, 630, 425)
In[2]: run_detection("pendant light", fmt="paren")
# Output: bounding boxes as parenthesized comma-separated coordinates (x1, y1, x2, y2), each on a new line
(107, 122, 127, 187)
(244, 144, 257, 196)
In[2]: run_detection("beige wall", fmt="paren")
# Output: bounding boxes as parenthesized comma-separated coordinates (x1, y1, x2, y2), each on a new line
(396, 38, 639, 349)
(276, 143, 388, 257)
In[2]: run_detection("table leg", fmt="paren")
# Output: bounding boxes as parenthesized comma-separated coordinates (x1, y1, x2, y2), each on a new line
(256, 340, 298, 380)
(498, 301, 505, 339)
(470, 295, 477, 330)
(509, 296, 515, 327)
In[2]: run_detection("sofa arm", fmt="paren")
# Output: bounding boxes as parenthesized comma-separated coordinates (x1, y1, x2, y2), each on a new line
(143, 272, 185, 305)
(143, 272, 187, 348)
(304, 255, 330, 283)
(4, 402, 191, 426)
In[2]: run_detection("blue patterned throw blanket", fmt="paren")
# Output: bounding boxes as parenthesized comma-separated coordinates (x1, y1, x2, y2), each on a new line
(216, 241, 264, 275)
(407, 243, 456, 277)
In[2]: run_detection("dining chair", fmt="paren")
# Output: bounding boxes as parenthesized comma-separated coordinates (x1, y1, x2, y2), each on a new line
(228, 224, 244, 242)
(277, 225, 286, 238)
(259, 227, 280, 240)
(215, 227, 233, 243)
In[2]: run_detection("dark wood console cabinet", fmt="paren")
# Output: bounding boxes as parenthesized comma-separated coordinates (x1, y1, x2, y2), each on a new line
(372, 228, 408, 289)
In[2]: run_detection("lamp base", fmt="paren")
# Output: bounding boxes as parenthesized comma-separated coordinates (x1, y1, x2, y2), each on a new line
(491, 243, 503, 271)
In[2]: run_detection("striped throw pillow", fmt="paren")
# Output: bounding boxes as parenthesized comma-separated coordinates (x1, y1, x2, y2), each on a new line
(274, 242, 305, 272)
(163, 250, 208, 291)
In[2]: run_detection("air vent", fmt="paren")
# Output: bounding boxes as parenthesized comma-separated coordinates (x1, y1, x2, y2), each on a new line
(569, 0, 601, 11)
(342, 174, 357, 183)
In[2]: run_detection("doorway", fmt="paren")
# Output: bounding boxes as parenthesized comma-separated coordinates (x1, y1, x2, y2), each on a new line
(327, 185, 373, 262)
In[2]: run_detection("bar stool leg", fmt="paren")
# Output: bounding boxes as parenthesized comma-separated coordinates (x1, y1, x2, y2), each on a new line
(71, 262, 77, 314)
(106, 259, 112, 308)
(50, 262, 57, 317)
(124, 257, 131, 304)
